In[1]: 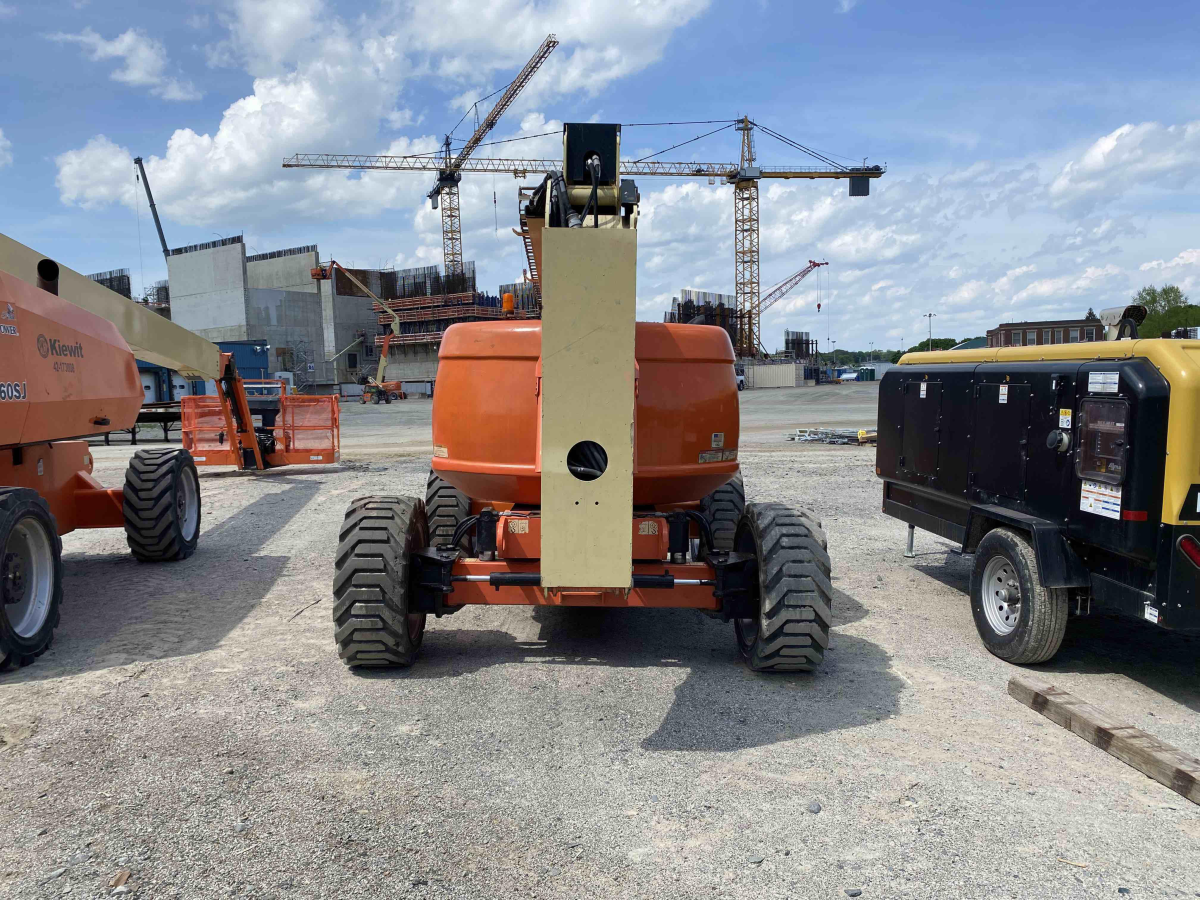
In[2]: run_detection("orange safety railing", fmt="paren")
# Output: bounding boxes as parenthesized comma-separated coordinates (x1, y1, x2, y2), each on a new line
(182, 381, 339, 468)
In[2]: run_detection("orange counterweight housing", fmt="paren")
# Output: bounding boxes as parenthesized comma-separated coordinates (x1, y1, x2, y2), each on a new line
(0, 271, 142, 450)
(431, 321, 739, 505)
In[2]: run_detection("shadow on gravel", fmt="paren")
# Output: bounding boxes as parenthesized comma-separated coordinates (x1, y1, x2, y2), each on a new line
(1039, 616, 1200, 713)
(365, 585, 904, 752)
(912, 550, 1200, 712)
(3, 479, 320, 684)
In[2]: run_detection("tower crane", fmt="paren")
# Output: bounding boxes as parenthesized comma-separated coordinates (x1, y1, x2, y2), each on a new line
(284, 118, 881, 357)
(427, 33, 558, 277)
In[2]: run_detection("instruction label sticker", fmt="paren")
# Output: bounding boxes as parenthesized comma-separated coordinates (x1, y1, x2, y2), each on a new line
(999, 384, 1009, 404)
(1144, 605, 1160, 624)
(432, 444, 448, 458)
(0, 325, 17, 336)
(1088, 371, 1119, 393)
(919, 383, 927, 399)
(509, 519, 530, 534)
(1059, 408, 1073, 428)
(1080, 480, 1121, 519)
(711, 432, 725, 448)
(637, 520, 659, 536)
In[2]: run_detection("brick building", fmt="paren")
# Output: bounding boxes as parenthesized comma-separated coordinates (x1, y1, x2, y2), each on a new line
(986, 316, 1103, 348)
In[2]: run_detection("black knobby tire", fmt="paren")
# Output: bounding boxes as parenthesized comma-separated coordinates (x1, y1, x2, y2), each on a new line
(384, 394, 392, 404)
(733, 502, 832, 672)
(970, 527, 1068, 665)
(123, 449, 201, 562)
(332, 495, 427, 667)
(699, 471, 745, 552)
(372, 392, 381, 405)
(425, 470, 471, 549)
(389, 391, 400, 401)
(0, 489, 63, 671)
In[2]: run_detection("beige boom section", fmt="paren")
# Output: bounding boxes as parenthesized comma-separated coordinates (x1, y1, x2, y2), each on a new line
(0, 232, 222, 379)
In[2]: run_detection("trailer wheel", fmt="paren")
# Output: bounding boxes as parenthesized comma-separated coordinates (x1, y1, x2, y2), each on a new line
(333, 495, 427, 667)
(425, 470, 471, 550)
(733, 502, 832, 672)
(970, 527, 1068, 664)
(699, 471, 745, 553)
(0, 489, 63, 671)
(123, 449, 201, 562)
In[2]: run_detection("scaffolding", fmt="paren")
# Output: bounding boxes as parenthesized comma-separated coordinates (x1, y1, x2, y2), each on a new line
(663, 291, 748, 352)
(784, 329, 819, 359)
(86, 268, 132, 299)
(361, 261, 541, 350)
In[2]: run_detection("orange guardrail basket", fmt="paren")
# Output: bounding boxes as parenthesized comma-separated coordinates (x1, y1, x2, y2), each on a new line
(182, 383, 339, 468)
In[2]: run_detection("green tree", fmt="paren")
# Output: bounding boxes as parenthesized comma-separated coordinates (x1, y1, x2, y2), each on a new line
(1135, 284, 1196, 337)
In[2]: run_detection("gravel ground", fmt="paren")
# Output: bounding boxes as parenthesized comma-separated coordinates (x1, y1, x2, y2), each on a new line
(2, 392, 1199, 899)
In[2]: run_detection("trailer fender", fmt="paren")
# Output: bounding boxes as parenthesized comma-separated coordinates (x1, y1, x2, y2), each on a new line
(963, 505, 1090, 589)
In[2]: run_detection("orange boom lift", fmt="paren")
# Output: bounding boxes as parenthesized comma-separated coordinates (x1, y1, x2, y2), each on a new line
(0, 233, 338, 669)
(327, 124, 861, 672)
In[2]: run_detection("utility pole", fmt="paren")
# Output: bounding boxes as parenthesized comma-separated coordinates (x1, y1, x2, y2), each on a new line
(924, 313, 937, 352)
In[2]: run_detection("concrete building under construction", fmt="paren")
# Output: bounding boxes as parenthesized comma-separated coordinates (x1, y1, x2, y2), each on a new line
(163, 234, 540, 393)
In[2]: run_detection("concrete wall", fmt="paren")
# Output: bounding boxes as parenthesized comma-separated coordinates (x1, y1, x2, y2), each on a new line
(384, 344, 440, 381)
(246, 249, 319, 293)
(320, 281, 384, 385)
(167, 242, 249, 340)
(246, 288, 328, 384)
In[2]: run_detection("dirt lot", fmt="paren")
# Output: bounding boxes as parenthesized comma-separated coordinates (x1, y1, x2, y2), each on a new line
(2, 387, 1199, 899)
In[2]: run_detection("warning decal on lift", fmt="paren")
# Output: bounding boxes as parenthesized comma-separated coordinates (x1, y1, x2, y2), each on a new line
(1088, 371, 1119, 393)
(1144, 605, 1160, 624)
(999, 385, 1009, 404)
(1059, 408, 1073, 428)
(920, 383, 927, 398)
(1080, 480, 1121, 519)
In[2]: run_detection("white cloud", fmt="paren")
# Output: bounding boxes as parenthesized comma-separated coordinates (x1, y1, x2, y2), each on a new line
(1140, 249, 1200, 271)
(1049, 120, 1200, 213)
(836, 0, 858, 11)
(0, 128, 12, 168)
(56, 136, 138, 209)
(0, 3, 16, 18)
(55, 0, 710, 228)
(1011, 265, 1121, 303)
(49, 27, 201, 101)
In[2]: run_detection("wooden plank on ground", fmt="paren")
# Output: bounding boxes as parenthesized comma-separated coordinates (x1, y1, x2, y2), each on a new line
(1009, 675, 1200, 805)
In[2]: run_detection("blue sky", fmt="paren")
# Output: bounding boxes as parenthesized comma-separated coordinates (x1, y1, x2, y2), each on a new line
(3, 0, 1200, 351)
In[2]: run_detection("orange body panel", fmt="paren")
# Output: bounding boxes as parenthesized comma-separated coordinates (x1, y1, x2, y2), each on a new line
(0, 271, 141, 449)
(0, 441, 122, 535)
(431, 321, 739, 505)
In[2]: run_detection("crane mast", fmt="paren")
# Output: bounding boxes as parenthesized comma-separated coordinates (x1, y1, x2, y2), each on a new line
(133, 157, 170, 260)
(428, 34, 558, 277)
(285, 115, 882, 358)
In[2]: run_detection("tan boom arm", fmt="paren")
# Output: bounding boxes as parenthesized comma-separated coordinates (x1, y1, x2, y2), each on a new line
(0, 232, 222, 379)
